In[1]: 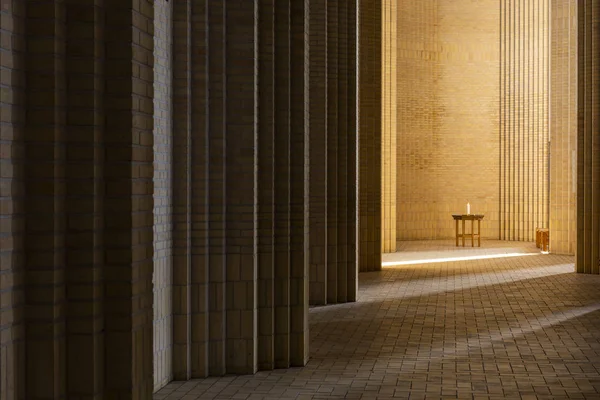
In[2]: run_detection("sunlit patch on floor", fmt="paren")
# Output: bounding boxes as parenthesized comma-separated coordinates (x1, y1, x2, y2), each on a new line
(382, 252, 539, 267)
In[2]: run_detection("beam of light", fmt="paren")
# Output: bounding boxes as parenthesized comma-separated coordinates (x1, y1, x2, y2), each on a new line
(425, 301, 600, 361)
(317, 264, 574, 310)
(382, 252, 540, 267)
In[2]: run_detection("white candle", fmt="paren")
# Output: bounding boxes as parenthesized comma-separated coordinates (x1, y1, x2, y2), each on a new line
(467, 202, 470, 215)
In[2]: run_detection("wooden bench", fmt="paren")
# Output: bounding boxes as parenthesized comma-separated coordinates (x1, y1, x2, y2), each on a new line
(536, 228, 549, 252)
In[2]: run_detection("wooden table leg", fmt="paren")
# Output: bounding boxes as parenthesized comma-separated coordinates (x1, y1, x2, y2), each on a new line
(471, 219, 474, 247)
(478, 219, 481, 247)
(462, 220, 465, 247)
(455, 219, 459, 246)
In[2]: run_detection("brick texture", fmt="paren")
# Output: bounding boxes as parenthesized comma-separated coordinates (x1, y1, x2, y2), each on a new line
(326, 0, 339, 301)
(273, 0, 291, 369)
(308, 0, 328, 305)
(1, 0, 367, 394)
(289, 0, 309, 365)
(550, 0, 577, 255)
(224, 0, 257, 375)
(189, 0, 209, 379)
(23, 1, 67, 397)
(576, 0, 600, 274)
(257, 0, 275, 372)
(0, 1, 26, 398)
(64, 0, 104, 396)
(499, 0, 550, 242)
(153, 0, 173, 391)
(358, 0, 383, 272)
(395, 0, 500, 241)
(171, 0, 192, 381)
(103, 0, 155, 396)
(382, 0, 397, 252)
(346, 0, 358, 302)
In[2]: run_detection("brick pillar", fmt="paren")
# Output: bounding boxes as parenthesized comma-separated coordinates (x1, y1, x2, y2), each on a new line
(336, 0, 349, 303)
(326, 0, 339, 302)
(168, 0, 311, 377)
(346, 0, 358, 301)
(576, 0, 600, 274)
(308, 0, 328, 306)
(0, 1, 26, 398)
(23, 1, 67, 397)
(207, 0, 227, 375)
(257, 0, 276, 371)
(224, 0, 258, 375)
(64, 0, 104, 396)
(549, 0, 577, 255)
(289, 0, 309, 367)
(189, 0, 210, 379)
(274, 0, 291, 369)
(103, 0, 155, 397)
(358, 0, 382, 272)
(381, 0, 397, 253)
(172, 0, 193, 380)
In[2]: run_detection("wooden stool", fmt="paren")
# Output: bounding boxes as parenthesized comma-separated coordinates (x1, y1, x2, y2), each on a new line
(536, 228, 549, 252)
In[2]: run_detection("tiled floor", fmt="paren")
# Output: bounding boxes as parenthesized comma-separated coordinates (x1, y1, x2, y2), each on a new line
(155, 240, 600, 399)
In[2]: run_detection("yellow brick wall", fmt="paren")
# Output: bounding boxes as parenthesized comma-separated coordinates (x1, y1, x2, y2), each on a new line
(550, 0, 577, 255)
(381, 0, 397, 251)
(499, 0, 550, 243)
(395, 0, 501, 240)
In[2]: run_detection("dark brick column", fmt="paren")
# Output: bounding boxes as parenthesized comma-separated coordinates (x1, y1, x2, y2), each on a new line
(257, 0, 276, 371)
(189, 0, 210, 379)
(346, 0, 358, 301)
(326, 0, 339, 302)
(224, 0, 259, 375)
(289, 0, 309, 367)
(23, 1, 67, 397)
(64, 0, 104, 396)
(206, 0, 227, 376)
(274, 0, 291, 369)
(102, 0, 155, 396)
(308, 0, 328, 306)
(576, 1, 600, 274)
(358, 0, 382, 273)
(172, 0, 193, 380)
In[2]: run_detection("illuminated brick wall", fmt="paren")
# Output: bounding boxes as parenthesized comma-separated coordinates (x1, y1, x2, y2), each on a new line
(395, 0, 501, 240)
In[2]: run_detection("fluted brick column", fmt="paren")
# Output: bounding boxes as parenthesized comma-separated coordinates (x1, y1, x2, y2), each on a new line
(206, 0, 227, 376)
(189, 0, 210, 379)
(576, 0, 600, 274)
(358, 0, 382, 272)
(346, 0, 358, 301)
(336, 0, 349, 303)
(257, 0, 276, 371)
(381, 0, 397, 253)
(326, 0, 339, 302)
(64, 0, 104, 396)
(168, 0, 312, 377)
(549, 0, 577, 255)
(172, 0, 193, 380)
(0, 1, 26, 398)
(24, 1, 67, 397)
(224, 0, 258, 375)
(103, 0, 155, 396)
(290, 0, 309, 366)
(274, 0, 291, 368)
(308, 0, 328, 306)
(17, 1, 156, 397)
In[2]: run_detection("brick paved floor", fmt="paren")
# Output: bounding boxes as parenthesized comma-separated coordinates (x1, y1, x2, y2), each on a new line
(155, 240, 600, 400)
